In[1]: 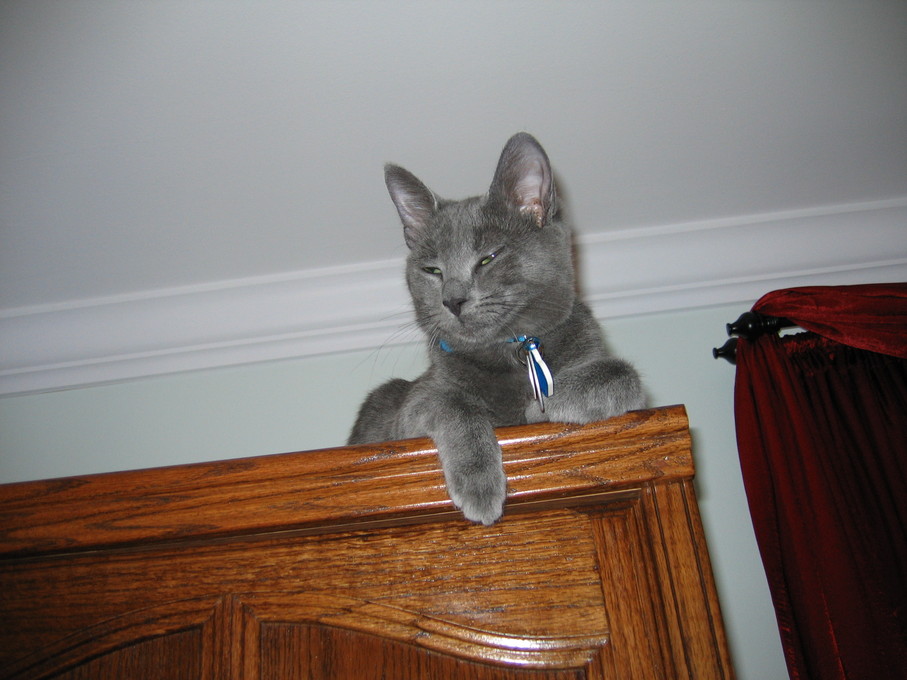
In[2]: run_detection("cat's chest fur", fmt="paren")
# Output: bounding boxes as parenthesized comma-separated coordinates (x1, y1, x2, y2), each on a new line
(429, 345, 538, 426)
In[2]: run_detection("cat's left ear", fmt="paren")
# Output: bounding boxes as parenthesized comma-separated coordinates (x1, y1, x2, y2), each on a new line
(489, 132, 556, 227)
(385, 164, 438, 249)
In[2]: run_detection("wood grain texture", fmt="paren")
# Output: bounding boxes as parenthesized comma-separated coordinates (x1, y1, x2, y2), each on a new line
(642, 480, 735, 679)
(258, 623, 589, 680)
(53, 628, 203, 680)
(0, 597, 223, 680)
(0, 405, 691, 556)
(0, 405, 734, 679)
(1, 510, 608, 677)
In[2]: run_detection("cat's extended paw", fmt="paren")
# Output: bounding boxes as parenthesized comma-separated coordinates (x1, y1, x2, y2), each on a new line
(543, 359, 646, 424)
(444, 459, 507, 526)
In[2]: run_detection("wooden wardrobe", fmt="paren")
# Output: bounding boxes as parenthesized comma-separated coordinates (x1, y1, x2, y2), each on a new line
(0, 405, 734, 679)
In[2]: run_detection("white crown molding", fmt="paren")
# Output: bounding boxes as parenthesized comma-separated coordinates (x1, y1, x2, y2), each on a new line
(576, 197, 907, 318)
(2, 198, 906, 396)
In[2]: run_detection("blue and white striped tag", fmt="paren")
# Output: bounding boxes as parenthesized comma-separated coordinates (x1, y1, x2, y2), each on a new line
(515, 336, 553, 412)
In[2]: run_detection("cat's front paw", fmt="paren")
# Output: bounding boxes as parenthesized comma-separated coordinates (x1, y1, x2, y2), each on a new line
(544, 358, 646, 423)
(443, 449, 507, 526)
(448, 468, 507, 525)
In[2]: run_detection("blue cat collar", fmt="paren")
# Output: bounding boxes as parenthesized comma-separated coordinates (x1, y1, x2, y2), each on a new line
(438, 335, 553, 410)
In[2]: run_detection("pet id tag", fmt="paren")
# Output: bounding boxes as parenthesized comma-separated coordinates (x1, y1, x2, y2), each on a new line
(516, 336, 553, 412)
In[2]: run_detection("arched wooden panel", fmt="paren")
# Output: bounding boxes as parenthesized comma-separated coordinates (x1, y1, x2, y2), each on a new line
(51, 628, 203, 680)
(236, 593, 607, 674)
(2, 598, 222, 680)
(258, 623, 591, 680)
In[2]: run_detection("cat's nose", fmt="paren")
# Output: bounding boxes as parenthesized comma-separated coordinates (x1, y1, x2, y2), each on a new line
(443, 296, 468, 317)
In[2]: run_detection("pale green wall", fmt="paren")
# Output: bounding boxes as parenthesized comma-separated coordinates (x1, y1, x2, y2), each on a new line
(0, 302, 788, 679)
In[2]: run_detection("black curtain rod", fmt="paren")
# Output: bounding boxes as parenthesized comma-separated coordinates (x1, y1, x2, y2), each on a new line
(712, 311, 796, 365)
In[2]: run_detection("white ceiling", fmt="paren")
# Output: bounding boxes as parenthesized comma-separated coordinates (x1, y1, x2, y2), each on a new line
(1, 0, 906, 312)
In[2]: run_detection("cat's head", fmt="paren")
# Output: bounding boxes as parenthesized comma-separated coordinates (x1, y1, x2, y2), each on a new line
(385, 132, 576, 351)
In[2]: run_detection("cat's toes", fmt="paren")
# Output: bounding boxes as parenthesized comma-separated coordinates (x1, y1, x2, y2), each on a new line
(459, 490, 506, 526)
(447, 467, 507, 526)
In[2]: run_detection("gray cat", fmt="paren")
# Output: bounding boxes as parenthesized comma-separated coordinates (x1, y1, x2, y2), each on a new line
(348, 132, 645, 525)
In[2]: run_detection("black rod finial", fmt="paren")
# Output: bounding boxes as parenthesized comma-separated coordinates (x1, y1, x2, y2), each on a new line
(712, 338, 738, 364)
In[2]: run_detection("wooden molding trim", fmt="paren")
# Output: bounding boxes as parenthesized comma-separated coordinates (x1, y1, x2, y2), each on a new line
(0, 405, 691, 556)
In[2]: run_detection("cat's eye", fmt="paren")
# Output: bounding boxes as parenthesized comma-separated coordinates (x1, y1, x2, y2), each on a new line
(422, 266, 442, 276)
(478, 251, 500, 267)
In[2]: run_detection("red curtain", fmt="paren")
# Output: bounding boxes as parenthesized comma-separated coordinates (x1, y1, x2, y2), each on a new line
(734, 283, 907, 680)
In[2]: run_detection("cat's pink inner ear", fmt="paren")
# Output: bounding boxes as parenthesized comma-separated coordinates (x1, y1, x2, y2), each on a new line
(512, 160, 549, 226)
(398, 196, 432, 230)
(519, 201, 545, 228)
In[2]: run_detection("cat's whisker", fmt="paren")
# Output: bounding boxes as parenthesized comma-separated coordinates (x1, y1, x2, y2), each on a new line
(349, 311, 427, 373)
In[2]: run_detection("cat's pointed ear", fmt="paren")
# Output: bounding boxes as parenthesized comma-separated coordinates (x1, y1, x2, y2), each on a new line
(489, 132, 556, 228)
(385, 164, 438, 249)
